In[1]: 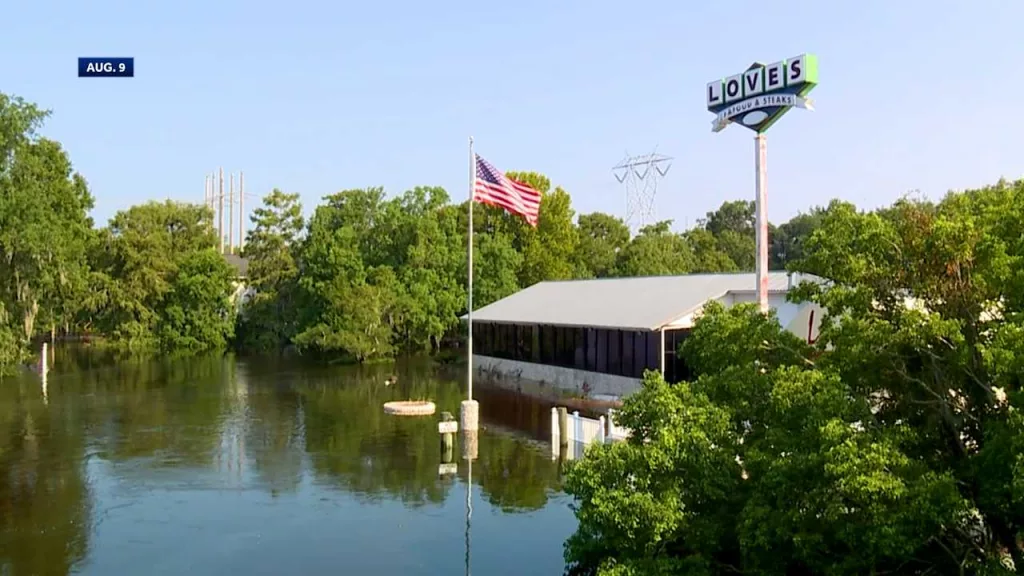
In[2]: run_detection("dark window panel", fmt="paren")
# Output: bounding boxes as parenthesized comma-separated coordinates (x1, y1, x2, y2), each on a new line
(621, 331, 634, 377)
(586, 328, 597, 371)
(607, 330, 621, 375)
(574, 327, 585, 369)
(633, 331, 646, 378)
(646, 331, 660, 374)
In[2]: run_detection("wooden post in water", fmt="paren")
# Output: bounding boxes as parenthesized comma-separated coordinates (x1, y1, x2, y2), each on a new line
(439, 411, 458, 475)
(557, 406, 569, 449)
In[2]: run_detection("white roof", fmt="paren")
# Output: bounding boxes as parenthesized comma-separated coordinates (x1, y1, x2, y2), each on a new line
(465, 272, 825, 331)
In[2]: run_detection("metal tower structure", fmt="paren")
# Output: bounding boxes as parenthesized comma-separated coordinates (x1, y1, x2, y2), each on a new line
(612, 151, 672, 232)
(204, 169, 258, 255)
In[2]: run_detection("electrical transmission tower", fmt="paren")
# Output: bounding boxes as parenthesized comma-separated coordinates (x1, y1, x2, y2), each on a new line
(613, 151, 672, 232)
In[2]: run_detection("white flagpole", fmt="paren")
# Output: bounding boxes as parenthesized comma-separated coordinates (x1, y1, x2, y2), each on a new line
(467, 136, 475, 404)
(462, 137, 480, 433)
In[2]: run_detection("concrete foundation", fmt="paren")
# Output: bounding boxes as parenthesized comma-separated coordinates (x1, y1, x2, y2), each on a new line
(462, 429, 479, 461)
(460, 399, 479, 432)
(473, 355, 642, 399)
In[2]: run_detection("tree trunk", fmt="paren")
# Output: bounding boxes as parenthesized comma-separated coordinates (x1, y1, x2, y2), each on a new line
(23, 299, 37, 341)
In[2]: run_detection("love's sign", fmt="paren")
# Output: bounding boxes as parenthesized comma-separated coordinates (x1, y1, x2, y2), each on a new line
(706, 54, 818, 133)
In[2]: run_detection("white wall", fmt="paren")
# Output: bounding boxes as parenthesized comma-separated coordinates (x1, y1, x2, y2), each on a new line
(473, 355, 642, 399)
(726, 292, 824, 344)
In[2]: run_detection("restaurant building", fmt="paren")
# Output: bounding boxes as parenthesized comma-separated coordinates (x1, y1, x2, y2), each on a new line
(466, 271, 825, 398)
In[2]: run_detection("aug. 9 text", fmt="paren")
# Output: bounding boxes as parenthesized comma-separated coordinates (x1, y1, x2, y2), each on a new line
(78, 57, 134, 78)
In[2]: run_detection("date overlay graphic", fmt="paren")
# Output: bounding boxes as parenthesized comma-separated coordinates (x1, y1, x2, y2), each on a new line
(78, 57, 134, 78)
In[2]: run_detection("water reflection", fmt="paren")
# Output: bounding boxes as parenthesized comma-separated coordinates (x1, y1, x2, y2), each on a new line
(0, 348, 576, 575)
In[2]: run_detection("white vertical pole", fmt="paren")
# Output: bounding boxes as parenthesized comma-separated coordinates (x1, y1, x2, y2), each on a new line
(467, 137, 475, 402)
(659, 328, 666, 375)
(755, 133, 769, 313)
(218, 167, 225, 254)
(239, 171, 245, 251)
(229, 173, 235, 255)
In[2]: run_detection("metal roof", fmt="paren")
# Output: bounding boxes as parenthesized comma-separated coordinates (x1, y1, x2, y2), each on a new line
(465, 271, 825, 331)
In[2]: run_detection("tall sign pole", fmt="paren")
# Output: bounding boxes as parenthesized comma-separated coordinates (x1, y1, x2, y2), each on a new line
(706, 54, 818, 313)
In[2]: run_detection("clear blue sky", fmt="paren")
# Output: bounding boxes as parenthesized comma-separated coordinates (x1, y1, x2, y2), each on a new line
(5, 0, 1023, 230)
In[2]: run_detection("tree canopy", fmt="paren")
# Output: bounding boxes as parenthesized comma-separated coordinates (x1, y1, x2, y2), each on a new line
(562, 178, 1024, 575)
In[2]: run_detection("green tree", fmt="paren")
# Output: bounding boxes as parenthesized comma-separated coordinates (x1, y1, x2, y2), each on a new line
(701, 200, 754, 237)
(158, 248, 236, 352)
(614, 221, 694, 277)
(293, 191, 397, 361)
(684, 228, 738, 273)
(564, 179, 1024, 574)
(89, 200, 226, 351)
(397, 187, 464, 351)
(770, 208, 825, 269)
(237, 189, 305, 351)
(0, 101, 94, 346)
(575, 212, 631, 278)
(520, 186, 580, 286)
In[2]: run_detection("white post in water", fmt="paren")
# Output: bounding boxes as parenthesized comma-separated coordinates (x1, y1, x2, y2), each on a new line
(462, 136, 480, 432)
(40, 342, 48, 400)
(706, 53, 818, 314)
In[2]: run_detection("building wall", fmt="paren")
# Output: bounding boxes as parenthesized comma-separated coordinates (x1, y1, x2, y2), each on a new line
(474, 354, 643, 399)
(472, 321, 661, 380)
(725, 292, 824, 343)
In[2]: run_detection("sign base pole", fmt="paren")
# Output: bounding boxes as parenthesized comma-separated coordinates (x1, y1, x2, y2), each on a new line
(755, 133, 769, 314)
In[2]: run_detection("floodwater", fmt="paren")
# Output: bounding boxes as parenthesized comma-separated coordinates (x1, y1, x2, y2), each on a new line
(0, 348, 579, 575)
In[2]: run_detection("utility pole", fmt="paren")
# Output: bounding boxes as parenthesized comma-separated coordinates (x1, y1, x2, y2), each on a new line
(229, 173, 235, 255)
(218, 167, 225, 254)
(239, 172, 245, 252)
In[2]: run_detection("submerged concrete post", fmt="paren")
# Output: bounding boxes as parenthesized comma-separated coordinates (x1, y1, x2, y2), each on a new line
(460, 399, 479, 432)
(462, 430, 478, 461)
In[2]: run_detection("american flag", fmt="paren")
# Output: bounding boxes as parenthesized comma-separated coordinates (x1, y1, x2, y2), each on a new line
(473, 154, 541, 226)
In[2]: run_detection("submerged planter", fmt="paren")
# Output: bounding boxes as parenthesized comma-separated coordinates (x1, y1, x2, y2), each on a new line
(383, 400, 436, 416)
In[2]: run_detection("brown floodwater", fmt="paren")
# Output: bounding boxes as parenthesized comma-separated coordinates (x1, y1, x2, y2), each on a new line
(0, 348, 577, 575)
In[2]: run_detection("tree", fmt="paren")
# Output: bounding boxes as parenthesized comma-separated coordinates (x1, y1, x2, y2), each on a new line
(237, 189, 305, 351)
(614, 221, 694, 277)
(89, 200, 225, 350)
(770, 208, 825, 269)
(158, 248, 236, 351)
(398, 187, 464, 351)
(564, 180, 1024, 574)
(520, 186, 580, 286)
(702, 200, 754, 238)
(683, 228, 737, 273)
(0, 130, 94, 344)
(576, 212, 630, 278)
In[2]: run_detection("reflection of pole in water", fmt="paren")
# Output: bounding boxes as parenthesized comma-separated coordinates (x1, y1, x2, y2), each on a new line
(216, 357, 249, 486)
(40, 343, 49, 403)
(465, 457, 472, 576)
(463, 428, 478, 576)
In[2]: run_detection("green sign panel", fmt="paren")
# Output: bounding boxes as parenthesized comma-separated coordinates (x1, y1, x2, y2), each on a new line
(706, 53, 818, 133)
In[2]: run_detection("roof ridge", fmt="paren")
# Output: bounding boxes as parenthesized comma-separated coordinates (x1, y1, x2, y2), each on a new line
(535, 270, 800, 285)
